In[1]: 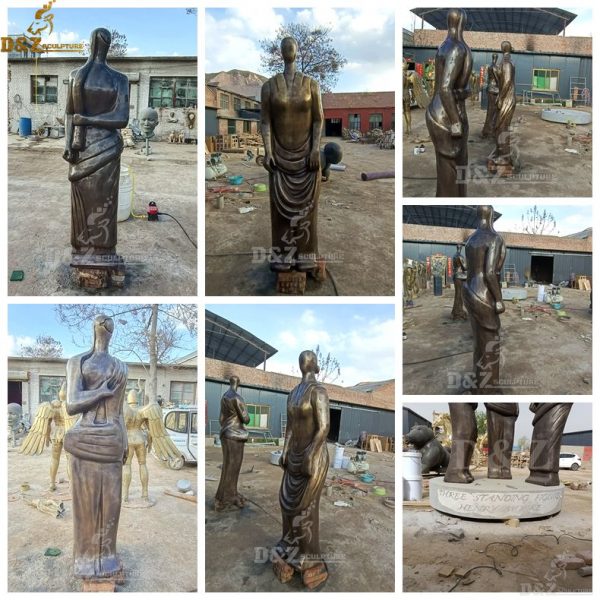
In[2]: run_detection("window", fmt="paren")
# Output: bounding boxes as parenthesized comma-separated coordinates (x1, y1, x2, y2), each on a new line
(348, 113, 361, 130)
(31, 75, 58, 104)
(369, 113, 383, 130)
(191, 412, 197, 434)
(220, 93, 230, 109)
(243, 120, 251, 133)
(532, 69, 559, 92)
(247, 404, 270, 429)
(233, 97, 241, 111)
(149, 77, 197, 108)
(227, 119, 236, 134)
(170, 381, 196, 405)
(244, 100, 253, 109)
(39, 376, 65, 403)
(165, 410, 188, 433)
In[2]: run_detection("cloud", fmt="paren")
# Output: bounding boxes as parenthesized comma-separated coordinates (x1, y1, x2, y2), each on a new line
(8, 335, 35, 356)
(279, 330, 298, 348)
(299, 309, 318, 327)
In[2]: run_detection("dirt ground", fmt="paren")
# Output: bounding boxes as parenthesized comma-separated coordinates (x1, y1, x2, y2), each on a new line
(403, 103, 592, 197)
(403, 286, 592, 395)
(404, 464, 593, 593)
(205, 441, 395, 592)
(7, 447, 197, 592)
(205, 137, 395, 295)
(7, 135, 197, 296)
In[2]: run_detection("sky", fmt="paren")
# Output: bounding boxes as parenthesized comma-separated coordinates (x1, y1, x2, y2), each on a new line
(205, 7, 395, 92)
(7, 7, 197, 56)
(206, 304, 395, 387)
(405, 402, 593, 442)
(401, 7, 593, 37)
(8, 304, 197, 362)
(491, 204, 592, 236)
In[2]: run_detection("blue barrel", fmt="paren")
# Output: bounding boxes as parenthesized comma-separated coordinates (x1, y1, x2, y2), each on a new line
(433, 275, 443, 296)
(19, 117, 32, 137)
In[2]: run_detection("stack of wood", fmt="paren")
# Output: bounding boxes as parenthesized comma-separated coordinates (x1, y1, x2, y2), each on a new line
(576, 275, 592, 291)
(361, 434, 395, 453)
(379, 130, 395, 150)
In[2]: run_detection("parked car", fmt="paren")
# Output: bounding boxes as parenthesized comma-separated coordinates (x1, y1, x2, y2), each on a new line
(559, 452, 581, 471)
(152, 406, 198, 470)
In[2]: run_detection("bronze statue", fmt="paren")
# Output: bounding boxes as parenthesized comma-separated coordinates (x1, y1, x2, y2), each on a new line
(20, 382, 78, 491)
(527, 403, 573, 486)
(426, 8, 472, 197)
(482, 53, 500, 138)
(492, 41, 517, 173)
(445, 403, 518, 483)
(260, 37, 323, 273)
(215, 376, 250, 511)
(8, 403, 27, 448)
(64, 28, 129, 283)
(463, 205, 506, 393)
(273, 351, 330, 590)
(63, 315, 128, 582)
(451, 244, 467, 320)
(122, 388, 183, 505)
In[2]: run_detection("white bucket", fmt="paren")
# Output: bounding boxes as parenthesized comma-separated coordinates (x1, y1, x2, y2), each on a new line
(270, 450, 282, 466)
(537, 285, 545, 302)
(341, 456, 351, 469)
(118, 165, 133, 222)
(403, 451, 423, 501)
(333, 445, 345, 469)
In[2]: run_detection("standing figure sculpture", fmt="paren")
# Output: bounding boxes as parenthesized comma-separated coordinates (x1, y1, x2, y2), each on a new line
(8, 403, 28, 448)
(64, 28, 129, 286)
(260, 37, 324, 273)
(482, 53, 500, 138)
(527, 403, 573, 486)
(451, 244, 467, 320)
(463, 205, 506, 394)
(273, 351, 330, 590)
(426, 8, 472, 197)
(122, 388, 183, 505)
(215, 376, 250, 511)
(491, 41, 518, 174)
(63, 315, 128, 584)
(20, 382, 78, 491)
(424, 58, 436, 98)
(445, 402, 518, 483)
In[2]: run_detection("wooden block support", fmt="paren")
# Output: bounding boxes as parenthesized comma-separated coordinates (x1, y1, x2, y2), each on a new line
(272, 553, 294, 584)
(277, 271, 306, 295)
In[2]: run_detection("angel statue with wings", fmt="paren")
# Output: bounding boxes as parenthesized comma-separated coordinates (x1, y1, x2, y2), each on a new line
(20, 381, 78, 491)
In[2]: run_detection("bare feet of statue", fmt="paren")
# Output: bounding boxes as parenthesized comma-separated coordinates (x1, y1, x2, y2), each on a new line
(445, 469, 474, 484)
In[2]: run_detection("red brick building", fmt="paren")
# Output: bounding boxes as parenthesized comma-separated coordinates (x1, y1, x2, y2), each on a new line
(321, 91, 395, 136)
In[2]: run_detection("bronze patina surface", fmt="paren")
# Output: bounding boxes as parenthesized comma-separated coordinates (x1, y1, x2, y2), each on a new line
(482, 53, 500, 138)
(451, 244, 467, 320)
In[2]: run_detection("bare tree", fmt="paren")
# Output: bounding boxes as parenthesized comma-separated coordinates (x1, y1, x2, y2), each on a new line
(313, 345, 341, 383)
(517, 436, 530, 451)
(260, 24, 347, 93)
(55, 304, 197, 403)
(82, 28, 128, 57)
(20, 335, 63, 358)
(521, 205, 558, 235)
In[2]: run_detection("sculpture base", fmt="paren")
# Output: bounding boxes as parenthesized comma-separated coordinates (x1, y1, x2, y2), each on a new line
(429, 475, 565, 520)
(487, 159, 513, 177)
(81, 568, 124, 592)
(71, 254, 125, 289)
(277, 271, 306, 295)
(122, 496, 156, 509)
(272, 553, 295, 584)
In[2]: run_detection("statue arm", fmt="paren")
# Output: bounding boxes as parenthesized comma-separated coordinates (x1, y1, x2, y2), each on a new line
(260, 82, 275, 172)
(65, 356, 116, 416)
(64, 76, 75, 158)
(72, 76, 130, 129)
(280, 396, 293, 469)
(309, 79, 324, 170)
(235, 396, 250, 426)
(302, 387, 330, 476)
(439, 48, 463, 135)
(485, 241, 505, 313)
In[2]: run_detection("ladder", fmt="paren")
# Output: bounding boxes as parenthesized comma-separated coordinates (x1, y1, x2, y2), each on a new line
(281, 414, 287, 438)
(570, 76, 590, 106)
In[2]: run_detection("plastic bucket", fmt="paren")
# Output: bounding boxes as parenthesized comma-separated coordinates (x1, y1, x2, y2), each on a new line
(118, 165, 133, 222)
(341, 456, 351, 469)
(537, 285, 545, 302)
(333, 445, 345, 469)
(19, 117, 32, 137)
(270, 450, 282, 465)
(403, 451, 423, 501)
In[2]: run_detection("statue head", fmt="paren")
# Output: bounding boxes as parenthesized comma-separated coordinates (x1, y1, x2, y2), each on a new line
(447, 8, 467, 38)
(92, 314, 114, 349)
(140, 107, 159, 138)
(280, 37, 298, 64)
(89, 27, 111, 63)
(456, 243, 463, 252)
(299, 350, 320, 376)
(127, 388, 139, 407)
(477, 205, 495, 229)
(322, 142, 343, 168)
(229, 375, 240, 390)
(7, 403, 22, 428)
(501, 41, 512, 54)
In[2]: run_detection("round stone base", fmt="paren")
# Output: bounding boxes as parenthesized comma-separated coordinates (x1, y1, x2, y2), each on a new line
(429, 475, 565, 520)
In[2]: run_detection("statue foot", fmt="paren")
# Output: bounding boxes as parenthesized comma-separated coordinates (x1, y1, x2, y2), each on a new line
(296, 259, 317, 273)
(272, 552, 294, 584)
(233, 494, 246, 508)
(49, 483, 57, 492)
(303, 561, 329, 590)
(444, 469, 474, 484)
(270, 260, 293, 273)
(488, 467, 512, 480)
(526, 471, 560, 487)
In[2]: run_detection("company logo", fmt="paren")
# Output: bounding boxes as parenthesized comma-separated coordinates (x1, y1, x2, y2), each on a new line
(2, 1, 84, 54)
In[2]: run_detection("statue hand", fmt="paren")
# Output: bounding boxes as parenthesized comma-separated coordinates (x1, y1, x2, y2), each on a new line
(279, 452, 288, 469)
(495, 301, 505, 314)
(450, 122, 463, 137)
(301, 454, 314, 477)
(63, 149, 75, 163)
(263, 153, 276, 174)
(72, 113, 85, 126)
(308, 149, 320, 171)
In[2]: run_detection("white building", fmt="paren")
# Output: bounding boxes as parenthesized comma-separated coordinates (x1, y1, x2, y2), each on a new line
(8, 55, 197, 141)
(8, 352, 197, 421)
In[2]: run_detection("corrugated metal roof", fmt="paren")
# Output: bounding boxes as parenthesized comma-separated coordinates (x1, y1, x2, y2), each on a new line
(403, 205, 501, 229)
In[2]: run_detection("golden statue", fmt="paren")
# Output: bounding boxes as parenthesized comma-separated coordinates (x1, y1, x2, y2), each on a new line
(122, 388, 183, 505)
(403, 61, 430, 136)
(20, 382, 78, 491)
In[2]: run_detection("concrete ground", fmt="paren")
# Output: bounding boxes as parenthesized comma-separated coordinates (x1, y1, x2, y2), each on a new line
(205, 441, 395, 592)
(404, 464, 593, 593)
(205, 137, 395, 296)
(403, 103, 592, 197)
(7, 135, 197, 296)
(7, 447, 197, 592)
(403, 287, 592, 395)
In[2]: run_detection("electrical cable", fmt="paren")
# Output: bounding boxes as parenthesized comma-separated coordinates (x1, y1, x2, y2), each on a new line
(157, 212, 197, 248)
(403, 350, 471, 366)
